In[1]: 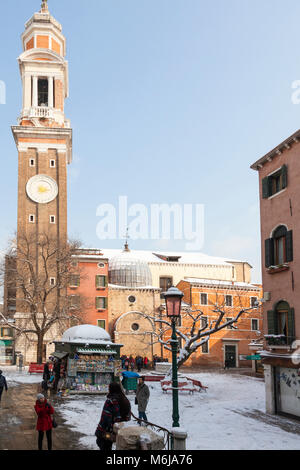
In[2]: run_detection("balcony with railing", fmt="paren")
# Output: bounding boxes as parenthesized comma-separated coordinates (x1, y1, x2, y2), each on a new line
(28, 106, 54, 119)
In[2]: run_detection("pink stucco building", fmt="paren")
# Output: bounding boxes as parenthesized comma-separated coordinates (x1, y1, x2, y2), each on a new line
(251, 129, 300, 419)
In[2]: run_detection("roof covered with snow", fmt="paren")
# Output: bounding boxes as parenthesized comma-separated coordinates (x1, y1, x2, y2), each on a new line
(76, 248, 248, 268)
(61, 324, 113, 345)
(182, 278, 261, 290)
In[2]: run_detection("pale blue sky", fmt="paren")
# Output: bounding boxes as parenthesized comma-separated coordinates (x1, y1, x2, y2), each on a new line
(1, 0, 300, 283)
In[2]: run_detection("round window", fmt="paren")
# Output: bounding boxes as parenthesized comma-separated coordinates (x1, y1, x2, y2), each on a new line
(128, 295, 136, 304)
(98, 263, 105, 268)
(131, 323, 139, 331)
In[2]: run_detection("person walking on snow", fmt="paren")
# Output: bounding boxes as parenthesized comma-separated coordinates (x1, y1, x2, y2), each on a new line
(0, 370, 8, 402)
(136, 376, 150, 423)
(34, 393, 55, 451)
(136, 356, 143, 373)
(95, 382, 131, 451)
(129, 355, 135, 371)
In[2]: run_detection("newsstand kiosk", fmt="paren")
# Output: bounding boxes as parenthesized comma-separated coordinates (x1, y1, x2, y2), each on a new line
(53, 324, 123, 394)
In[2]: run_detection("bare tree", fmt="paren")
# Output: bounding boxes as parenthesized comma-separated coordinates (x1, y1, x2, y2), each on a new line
(0, 232, 89, 364)
(143, 289, 261, 373)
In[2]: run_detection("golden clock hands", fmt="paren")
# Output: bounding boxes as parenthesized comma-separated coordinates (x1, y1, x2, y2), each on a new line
(38, 185, 50, 194)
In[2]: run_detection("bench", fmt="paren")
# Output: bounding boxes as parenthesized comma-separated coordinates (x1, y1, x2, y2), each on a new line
(143, 375, 166, 382)
(161, 380, 196, 394)
(184, 377, 208, 392)
(28, 363, 53, 374)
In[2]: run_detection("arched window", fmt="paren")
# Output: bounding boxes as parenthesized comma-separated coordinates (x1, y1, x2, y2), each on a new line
(273, 226, 287, 265)
(267, 301, 295, 345)
(265, 226, 293, 267)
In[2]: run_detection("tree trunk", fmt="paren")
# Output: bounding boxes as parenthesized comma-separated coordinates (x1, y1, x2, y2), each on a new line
(36, 333, 44, 365)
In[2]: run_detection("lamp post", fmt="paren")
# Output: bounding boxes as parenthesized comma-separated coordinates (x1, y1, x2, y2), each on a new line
(163, 286, 184, 429)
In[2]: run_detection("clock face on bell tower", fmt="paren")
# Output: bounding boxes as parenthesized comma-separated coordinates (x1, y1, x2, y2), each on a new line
(12, 1, 72, 245)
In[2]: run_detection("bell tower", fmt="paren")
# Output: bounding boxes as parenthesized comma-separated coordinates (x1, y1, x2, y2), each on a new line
(11, 1, 73, 363)
(12, 0, 72, 245)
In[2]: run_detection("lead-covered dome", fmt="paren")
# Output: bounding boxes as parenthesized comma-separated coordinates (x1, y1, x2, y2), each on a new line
(61, 324, 112, 344)
(109, 249, 153, 288)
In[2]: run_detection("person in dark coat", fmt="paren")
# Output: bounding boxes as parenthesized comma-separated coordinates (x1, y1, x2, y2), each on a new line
(52, 359, 61, 391)
(43, 362, 51, 382)
(34, 393, 54, 450)
(121, 355, 126, 369)
(41, 361, 51, 394)
(0, 370, 8, 402)
(129, 356, 135, 371)
(136, 377, 150, 422)
(95, 382, 131, 451)
(136, 356, 143, 373)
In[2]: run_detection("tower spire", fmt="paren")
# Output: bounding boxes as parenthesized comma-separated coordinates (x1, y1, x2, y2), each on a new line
(41, 0, 49, 13)
(124, 227, 130, 252)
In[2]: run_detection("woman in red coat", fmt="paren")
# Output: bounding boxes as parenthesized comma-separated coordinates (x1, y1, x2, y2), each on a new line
(34, 393, 54, 451)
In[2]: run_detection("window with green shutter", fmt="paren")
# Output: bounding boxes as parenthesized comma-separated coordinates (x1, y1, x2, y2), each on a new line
(97, 319, 106, 330)
(69, 274, 80, 287)
(96, 297, 107, 310)
(95, 275, 107, 289)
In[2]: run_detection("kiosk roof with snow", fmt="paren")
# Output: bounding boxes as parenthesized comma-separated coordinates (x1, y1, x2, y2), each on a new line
(61, 324, 112, 345)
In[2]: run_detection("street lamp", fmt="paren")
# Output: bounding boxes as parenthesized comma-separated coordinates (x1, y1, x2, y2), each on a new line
(163, 286, 184, 429)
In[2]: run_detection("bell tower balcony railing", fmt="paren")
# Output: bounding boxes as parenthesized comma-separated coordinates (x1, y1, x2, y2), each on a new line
(28, 106, 54, 119)
(19, 107, 67, 127)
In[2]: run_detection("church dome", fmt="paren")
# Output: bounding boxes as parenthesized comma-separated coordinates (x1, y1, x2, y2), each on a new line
(61, 324, 112, 344)
(109, 249, 153, 288)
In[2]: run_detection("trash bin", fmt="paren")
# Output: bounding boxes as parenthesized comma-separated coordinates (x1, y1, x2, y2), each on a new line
(121, 371, 140, 394)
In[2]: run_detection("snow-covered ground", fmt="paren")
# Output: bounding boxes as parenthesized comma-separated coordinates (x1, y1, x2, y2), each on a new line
(2, 367, 299, 450)
(57, 372, 300, 450)
(0, 365, 42, 386)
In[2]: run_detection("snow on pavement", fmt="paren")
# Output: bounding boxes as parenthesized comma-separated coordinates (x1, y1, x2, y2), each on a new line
(0, 365, 42, 386)
(57, 372, 300, 450)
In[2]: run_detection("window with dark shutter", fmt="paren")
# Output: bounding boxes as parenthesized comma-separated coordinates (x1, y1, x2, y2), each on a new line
(266, 226, 293, 268)
(267, 302, 295, 346)
(285, 230, 293, 262)
(265, 238, 274, 267)
(267, 310, 277, 335)
(281, 164, 288, 189)
(262, 177, 269, 199)
(262, 165, 288, 198)
(287, 307, 295, 343)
